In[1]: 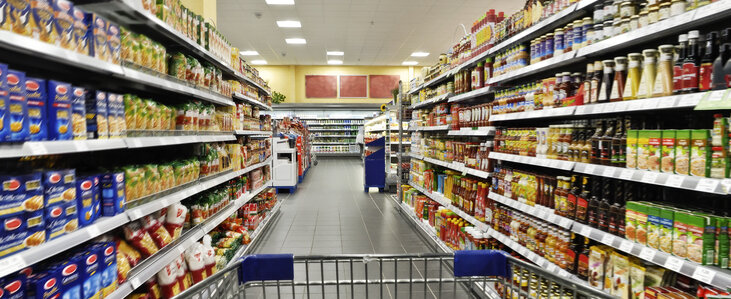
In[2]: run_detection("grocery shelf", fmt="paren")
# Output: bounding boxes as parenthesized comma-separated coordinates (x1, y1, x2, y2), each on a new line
(488, 152, 575, 171)
(574, 93, 706, 115)
(409, 93, 453, 109)
(312, 142, 354, 145)
(308, 123, 363, 126)
(314, 152, 361, 156)
(447, 127, 495, 136)
(487, 192, 574, 229)
(233, 92, 273, 111)
(312, 135, 356, 137)
(235, 130, 273, 136)
(0, 134, 235, 158)
(407, 71, 454, 95)
(490, 107, 576, 122)
(310, 129, 359, 132)
(447, 86, 493, 103)
(109, 180, 273, 299)
(226, 198, 284, 266)
(122, 67, 235, 106)
(410, 153, 491, 179)
(77, 0, 270, 95)
(411, 125, 450, 131)
(573, 162, 729, 195)
(487, 51, 579, 85)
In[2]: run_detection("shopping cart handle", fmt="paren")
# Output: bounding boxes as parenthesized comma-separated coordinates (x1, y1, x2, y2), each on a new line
(238, 254, 295, 284)
(453, 250, 509, 278)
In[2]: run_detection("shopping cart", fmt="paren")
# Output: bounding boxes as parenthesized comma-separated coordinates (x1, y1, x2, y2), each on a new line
(174, 251, 615, 299)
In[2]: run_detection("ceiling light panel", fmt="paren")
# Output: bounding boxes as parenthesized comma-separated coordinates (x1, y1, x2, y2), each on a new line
(285, 38, 307, 44)
(265, 0, 294, 5)
(328, 60, 343, 65)
(277, 20, 301, 28)
(327, 51, 344, 56)
(411, 52, 429, 57)
(239, 50, 259, 56)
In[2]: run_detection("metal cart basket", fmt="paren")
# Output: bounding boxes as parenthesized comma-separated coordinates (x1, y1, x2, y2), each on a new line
(174, 251, 614, 299)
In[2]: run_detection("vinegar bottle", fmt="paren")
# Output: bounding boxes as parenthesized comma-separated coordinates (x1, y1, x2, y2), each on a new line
(637, 49, 658, 99)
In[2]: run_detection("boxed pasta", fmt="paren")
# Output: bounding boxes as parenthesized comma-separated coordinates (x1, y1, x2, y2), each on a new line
(101, 172, 125, 216)
(75, 175, 95, 228)
(29, 0, 57, 44)
(52, 0, 75, 50)
(47, 80, 72, 140)
(78, 248, 102, 299)
(71, 86, 87, 140)
(7, 69, 29, 142)
(72, 6, 90, 55)
(48, 254, 82, 299)
(85, 90, 108, 139)
(7, 0, 31, 36)
(0, 63, 8, 142)
(93, 241, 117, 297)
(1, 175, 29, 218)
(106, 22, 121, 64)
(27, 271, 59, 299)
(23, 173, 44, 233)
(25, 77, 47, 141)
(45, 200, 68, 240)
(88, 12, 110, 62)
(1, 274, 26, 299)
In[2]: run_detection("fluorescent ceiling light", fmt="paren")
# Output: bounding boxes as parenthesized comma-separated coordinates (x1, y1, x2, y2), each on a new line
(327, 60, 343, 65)
(402, 61, 418, 65)
(411, 52, 429, 57)
(285, 38, 307, 44)
(277, 20, 301, 28)
(266, 0, 294, 4)
(239, 50, 259, 56)
(327, 51, 344, 56)
(251, 60, 268, 65)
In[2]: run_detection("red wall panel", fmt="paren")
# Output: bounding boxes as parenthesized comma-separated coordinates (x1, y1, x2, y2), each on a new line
(369, 75, 400, 98)
(305, 75, 337, 98)
(339, 75, 368, 98)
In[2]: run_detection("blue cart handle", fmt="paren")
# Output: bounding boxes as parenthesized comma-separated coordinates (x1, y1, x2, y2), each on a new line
(238, 254, 295, 284)
(453, 250, 509, 278)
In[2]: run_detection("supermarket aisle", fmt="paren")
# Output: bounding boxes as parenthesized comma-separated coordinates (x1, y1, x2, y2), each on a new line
(255, 158, 434, 255)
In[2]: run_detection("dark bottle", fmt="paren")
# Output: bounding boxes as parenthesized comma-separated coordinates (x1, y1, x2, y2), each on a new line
(614, 184, 626, 237)
(566, 233, 581, 274)
(674, 34, 688, 94)
(712, 28, 731, 90)
(590, 61, 603, 104)
(611, 118, 625, 167)
(683, 30, 701, 93)
(576, 236, 591, 280)
(587, 178, 601, 228)
(600, 120, 615, 166)
(598, 60, 615, 103)
(575, 176, 591, 224)
(566, 175, 580, 219)
(597, 179, 612, 232)
(608, 180, 622, 235)
(724, 29, 731, 89)
(700, 32, 719, 91)
(590, 121, 604, 165)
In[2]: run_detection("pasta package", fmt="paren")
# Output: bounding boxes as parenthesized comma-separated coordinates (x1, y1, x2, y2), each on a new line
(71, 86, 87, 140)
(116, 239, 141, 267)
(164, 203, 186, 239)
(157, 262, 180, 299)
(116, 244, 131, 284)
(123, 221, 160, 257)
(142, 215, 172, 248)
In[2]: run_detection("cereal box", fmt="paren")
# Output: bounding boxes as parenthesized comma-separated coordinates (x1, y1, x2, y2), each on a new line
(626, 130, 638, 169)
(29, 0, 57, 44)
(1, 274, 26, 299)
(72, 6, 90, 55)
(93, 242, 117, 296)
(647, 130, 662, 172)
(71, 86, 86, 140)
(674, 130, 691, 175)
(46, 80, 72, 140)
(78, 247, 101, 299)
(0, 63, 8, 142)
(50, 254, 82, 299)
(690, 130, 711, 177)
(52, 0, 75, 50)
(89, 13, 109, 62)
(660, 130, 676, 173)
(25, 77, 47, 141)
(75, 175, 94, 228)
(85, 91, 108, 139)
(659, 207, 674, 254)
(106, 21, 121, 64)
(672, 210, 689, 258)
(686, 212, 714, 265)
(6, 69, 28, 142)
(101, 172, 125, 216)
(7, 0, 31, 36)
(26, 271, 59, 299)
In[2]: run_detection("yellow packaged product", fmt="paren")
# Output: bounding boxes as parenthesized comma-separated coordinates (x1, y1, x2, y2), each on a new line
(612, 253, 630, 299)
(629, 259, 645, 299)
(8, 0, 31, 36)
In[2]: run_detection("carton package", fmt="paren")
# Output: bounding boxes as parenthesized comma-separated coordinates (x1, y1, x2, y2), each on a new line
(47, 80, 73, 140)
(674, 130, 691, 175)
(25, 77, 47, 141)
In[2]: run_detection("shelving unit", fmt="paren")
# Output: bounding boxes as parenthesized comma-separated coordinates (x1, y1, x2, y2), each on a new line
(307, 118, 363, 156)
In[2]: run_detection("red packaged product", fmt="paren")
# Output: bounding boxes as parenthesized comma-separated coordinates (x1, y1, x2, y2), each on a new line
(157, 262, 180, 299)
(123, 221, 161, 257)
(142, 215, 173, 248)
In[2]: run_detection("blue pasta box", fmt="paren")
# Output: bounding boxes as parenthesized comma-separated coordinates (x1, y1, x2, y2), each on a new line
(78, 248, 100, 299)
(1, 175, 26, 218)
(85, 91, 107, 139)
(49, 254, 81, 299)
(26, 271, 59, 299)
(88, 13, 109, 62)
(92, 242, 116, 297)
(24, 77, 47, 141)
(42, 169, 74, 207)
(7, 0, 31, 37)
(106, 22, 120, 64)
(75, 176, 93, 228)
(91, 175, 100, 222)
(1, 274, 26, 299)
(23, 173, 44, 231)
(0, 63, 9, 142)
(47, 80, 72, 141)
(44, 202, 66, 241)
(71, 86, 86, 140)
(62, 169, 75, 204)
(29, 0, 57, 44)
(101, 172, 124, 216)
(72, 7, 90, 55)
(0, 0, 8, 31)
(0, 214, 28, 258)
(6, 70, 28, 142)
(52, 0, 75, 51)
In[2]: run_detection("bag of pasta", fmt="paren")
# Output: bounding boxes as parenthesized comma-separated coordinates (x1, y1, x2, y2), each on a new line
(146, 100, 161, 130)
(123, 94, 137, 131)
(124, 166, 143, 202)
(121, 27, 136, 64)
(144, 164, 161, 195)
(136, 98, 148, 130)
(169, 53, 187, 81)
(116, 238, 142, 267)
(165, 203, 187, 239)
(142, 215, 173, 248)
(124, 221, 160, 257)
(158, 164, 174, 191)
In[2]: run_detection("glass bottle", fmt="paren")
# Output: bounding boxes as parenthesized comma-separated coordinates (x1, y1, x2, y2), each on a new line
(598, 60, 615, 103)
(591, 120, 604, 164)
(581, 128, 592, 163)
(597, 179, 612, 232)
(575, 176, 591, 223)
(712, 28, 731, 90)
(566, 233, 581, 274)
(610, 181, 626, 237)
(584, 63, 594, 104)
(638, 49, 658, 99)
(610, 56, 628, 101)
(682, 30, 701, 93)
(600, 120, 615, 165)
(624, 53, 643, 100)
(611, 118, 625, 167)
(576, 236, 591, 280)
(566, 175, 580, 219)
(653, 45, 675, 97)
(674, 34, 688, 94)
(700, 32, 719, 91)
(587, 178, 601, 228)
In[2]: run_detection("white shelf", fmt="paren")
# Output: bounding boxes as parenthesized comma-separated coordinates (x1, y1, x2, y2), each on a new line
(409, 93, 453, 109)
(233, 92, 273, 111)
(235, 130, 272, 136)
(227, 198, 284, 266)
(447, 86, 493, 103)
(314, 152, 361, 156)
(308, 123, 363, 126)
(411, 125, 450, 131)
(309, 129, 359, 132)
(488, 152, 575, 171)
(313, 135, 356, 138)
(447, 127, 495, 136)
(490, 107, 576, 122)
(122, 67, 234, 106)
(312, 142, 355, 145)
(410, 153, 491, 179)
(487, 51, 579, 85)
(0, 134, 235, 158)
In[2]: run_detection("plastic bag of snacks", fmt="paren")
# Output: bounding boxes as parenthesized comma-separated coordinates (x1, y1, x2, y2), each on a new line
(123, 221, 160, 257)
(142, 215, 173, 248)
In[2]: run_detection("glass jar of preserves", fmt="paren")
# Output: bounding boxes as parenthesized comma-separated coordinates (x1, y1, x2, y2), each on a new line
(619, 1, 637, 17)
(670, 0, 686, 16)
(648, 6, 659, 24)
(603, 20, 614, 39)
(658, 2, 671, 20)
(593, 24, 604, 43)
(629, 15, 639, 30)
(619, 17, 631, 34)
(638, 10, 649, 27)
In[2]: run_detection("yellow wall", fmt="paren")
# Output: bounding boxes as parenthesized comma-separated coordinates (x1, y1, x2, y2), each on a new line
(257, 65, 412, 104)
(181, 0, 217, 24)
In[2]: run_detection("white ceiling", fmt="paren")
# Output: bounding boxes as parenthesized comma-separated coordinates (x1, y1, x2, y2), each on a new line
(216, 0, 523, 66)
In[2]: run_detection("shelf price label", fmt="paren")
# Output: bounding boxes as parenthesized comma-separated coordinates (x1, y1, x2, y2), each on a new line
(0, 255, 27, 277)
(619, 169, 635, 180)
(601, 234, 615, 245)
(639, 247, 657, 261)
(696, 178, 720, 193)
(664, 256, 684, 272)
(603, 167, 616, 177)
(642, 172, 660, 184)
(584, 164, 596, 174)
(580, 225, 592, 237)
(692, 266, 716, 284)
(619, 240, 634, 253)
(665, 175, 685, 188)
(559, 218, 572, 228)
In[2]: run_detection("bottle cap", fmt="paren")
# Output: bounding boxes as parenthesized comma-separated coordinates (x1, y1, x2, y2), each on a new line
(706, 31, 719, 41)
(688, 30, 700, 39)
(678, 34, 688, 42)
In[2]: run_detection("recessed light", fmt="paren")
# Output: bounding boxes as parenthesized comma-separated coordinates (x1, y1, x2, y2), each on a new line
(265, 0, 294, 5)
(327, 60, 343, 65)
(277, 20, 301, 28)
(251, 60, 268, 65)
(402, 61, 418, 66)
(285, 38, 306, 44)
(327, 51, 344, 56)
(239, 50, 259, 56)
(411, 52, 429, 57)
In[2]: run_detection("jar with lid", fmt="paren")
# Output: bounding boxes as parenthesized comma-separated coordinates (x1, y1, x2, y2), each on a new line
(637, 49, 658, 99)
(530, 40, 538, 63)
(624, 53, 643, 100)
(554, 29, 565, 56)
(593, 23, 604, 43)
(610, 56, 628, 101)
(653, 45, 675, 97)
(603, 0, 614, 21)
(685, 0, 697, 11)
(594, 3, 605, 22)
(670, 0, 686, 16)
(638, 10, 649, 27)
(581, 17, 593, 47)
(619, 17, 631, 34)
(598, 59, 616, 102)
(565, 23, 574, 52)
(612, 0, 623, 18)
(620, 1, 637, 17)
(629, 15, 639, 30)
(573, 20, 584, 50)
(658, 2, 671, 20)
(648, 6, 659, 24)
(545, 33, 555, 59)
(603, 20, 614, 40)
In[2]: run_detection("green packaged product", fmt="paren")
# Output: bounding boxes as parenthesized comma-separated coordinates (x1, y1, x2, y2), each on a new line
(169, 52, 187, 80)
(685, 213, 715, 265)
(690, 129, 711, 177)
(627, 130, 639, 169)
(660, 130, 676, 173)
(715, 217, 729, 268)
(625, 201, 638, 242)
(646, 204, 661, 249)
(658, 207, 674, 254)
(675, 130, 691, 175)
(672, 210, 689, 259)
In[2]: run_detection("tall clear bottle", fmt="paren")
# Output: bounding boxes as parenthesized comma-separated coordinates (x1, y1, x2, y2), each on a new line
(652, 45, 675, 97)
(637, 49, 658, 99)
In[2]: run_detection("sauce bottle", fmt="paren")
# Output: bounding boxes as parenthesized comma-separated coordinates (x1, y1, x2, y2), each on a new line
(623, 53, 642, 100)
(584, 63, 594, 104)
(597, 179, 612, 232)
(674, 34, 688, 94)
(611, 118, 625, 166)
(581, 128, 592, 163)
(700, 32, 718, 91)
(637, 49, 658, 99)
(598, 60, 615, 103)
(610, 56, 628, 101)
(566, 175, 580, 219)
(590, 61, 603, 104)
(653, 45, 675, 97)
(575, 176, 591, 224)
(712, 28, 731, 90)
(600, 120, 615, 165)
(576, 236, 591, 280)
(682, 30, 701, 93)
(587, 177, 601, 228)
(610, 182, 626, 237)
(566, 233, 581, 274)
(591, 120, 604, 164)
